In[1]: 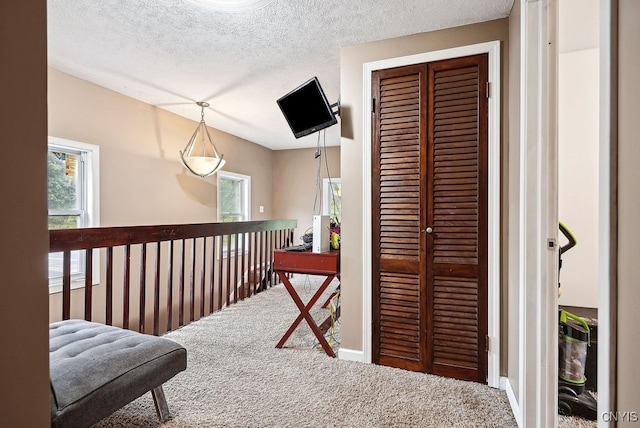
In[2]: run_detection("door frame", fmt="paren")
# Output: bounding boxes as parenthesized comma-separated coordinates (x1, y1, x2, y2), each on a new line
(517, 0, 558, 425)
(361, 40, 501, 388)
(598, 0, 617, 421)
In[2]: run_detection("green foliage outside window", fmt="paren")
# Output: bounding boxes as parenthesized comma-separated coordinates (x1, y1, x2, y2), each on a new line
(48, 215, 79, 230)
(47, 151, 79, 230)
(219, 178, 242, 220)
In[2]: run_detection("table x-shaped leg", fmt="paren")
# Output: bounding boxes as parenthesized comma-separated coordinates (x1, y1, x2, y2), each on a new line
(275, 272, 336, 357)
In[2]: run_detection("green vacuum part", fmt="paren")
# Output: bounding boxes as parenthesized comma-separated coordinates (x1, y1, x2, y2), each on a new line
(559, 310, 590, 384)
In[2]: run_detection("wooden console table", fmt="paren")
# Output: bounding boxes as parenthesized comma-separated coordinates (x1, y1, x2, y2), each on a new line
(273, 249, 340, 357)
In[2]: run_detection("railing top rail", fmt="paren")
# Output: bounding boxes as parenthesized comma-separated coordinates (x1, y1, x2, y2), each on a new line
(50, 220, 297, 252)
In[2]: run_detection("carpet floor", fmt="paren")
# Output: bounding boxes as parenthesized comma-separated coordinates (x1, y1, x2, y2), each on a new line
(92, 275, 593, 427)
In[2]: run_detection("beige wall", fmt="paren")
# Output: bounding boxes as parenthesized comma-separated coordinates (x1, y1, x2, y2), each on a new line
(0, 0, 50, 425)
(617, 0, 640, 421)
(339, 19, 510, 368)
(272, 146, 341, 244)
(47, 69, 343, 328)
(558, 48, 600, 309)
(507, 0, 521, 401)
(48, 68, 274, 227)
(47, 68, 276, 325)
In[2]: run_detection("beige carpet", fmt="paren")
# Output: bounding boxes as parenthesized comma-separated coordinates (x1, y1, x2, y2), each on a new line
(91, 275, 580, 428)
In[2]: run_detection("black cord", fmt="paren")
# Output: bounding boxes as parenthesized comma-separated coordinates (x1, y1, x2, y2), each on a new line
(312, 132, 322, 215)
(322, 130, 340, 224)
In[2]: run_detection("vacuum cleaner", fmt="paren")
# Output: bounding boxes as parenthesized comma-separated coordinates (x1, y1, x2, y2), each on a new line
(557, 223, 597, 420)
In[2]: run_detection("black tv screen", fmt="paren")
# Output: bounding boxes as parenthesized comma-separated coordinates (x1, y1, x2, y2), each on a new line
(277, 77, 338, 138)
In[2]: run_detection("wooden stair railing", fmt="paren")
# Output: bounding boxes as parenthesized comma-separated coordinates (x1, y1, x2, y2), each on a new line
(49, 220, 296, 335)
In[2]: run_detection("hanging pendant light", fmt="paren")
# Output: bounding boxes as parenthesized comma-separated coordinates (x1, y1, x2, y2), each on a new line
(179, 101, 226, 177)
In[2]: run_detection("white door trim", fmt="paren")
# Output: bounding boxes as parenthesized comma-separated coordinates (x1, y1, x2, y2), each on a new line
(598, 0, 617, 422)
(361, 40, 501, 388)
(519, 0, 558, 426)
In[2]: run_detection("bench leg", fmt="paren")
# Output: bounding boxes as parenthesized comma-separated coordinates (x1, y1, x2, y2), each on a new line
(151, 386, 171, 422)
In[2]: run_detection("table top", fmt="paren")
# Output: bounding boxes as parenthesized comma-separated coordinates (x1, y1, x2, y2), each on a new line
(273, 249, 340, 276)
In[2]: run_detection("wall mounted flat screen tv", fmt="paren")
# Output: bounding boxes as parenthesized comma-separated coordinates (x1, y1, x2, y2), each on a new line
(277, 76, 338, 138)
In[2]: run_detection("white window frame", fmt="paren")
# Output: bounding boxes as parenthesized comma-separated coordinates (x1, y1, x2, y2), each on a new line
(322, 177, 341, 221)
(217, 170, 251, 222)
(48, 137, 100, 293)
(217, 171, 251, 257)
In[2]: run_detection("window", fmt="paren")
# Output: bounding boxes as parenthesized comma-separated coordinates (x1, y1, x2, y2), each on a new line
(48, 137, 100, 291)
(322, 178, 341, 223)
(218, 171, 251, 253)
(218, 171, 251, 222)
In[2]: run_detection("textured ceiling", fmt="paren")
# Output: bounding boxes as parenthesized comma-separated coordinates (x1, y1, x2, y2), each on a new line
(47, 0, 514, 150)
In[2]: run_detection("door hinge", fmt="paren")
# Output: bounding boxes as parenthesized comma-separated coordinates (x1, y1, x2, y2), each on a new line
(486, 335, 490, 352)
(372, 98, 376, 113)
(486, 82, 491, 99)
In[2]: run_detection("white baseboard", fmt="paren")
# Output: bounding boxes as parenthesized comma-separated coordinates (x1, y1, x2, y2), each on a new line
(499, 376, 508, 390)
(501, 376, 522, 428)
(338, 348, 364, 363)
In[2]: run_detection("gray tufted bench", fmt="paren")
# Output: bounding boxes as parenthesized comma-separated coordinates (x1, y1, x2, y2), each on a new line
(49, 319, 187, 428)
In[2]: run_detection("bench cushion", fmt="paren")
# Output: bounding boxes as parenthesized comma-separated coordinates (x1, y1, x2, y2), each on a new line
(50, 320, 187, 428)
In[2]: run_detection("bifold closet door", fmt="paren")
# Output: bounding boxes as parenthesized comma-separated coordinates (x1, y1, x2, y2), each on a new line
(371, 54, 488, 383)
(371, 64, 428, 372)
(426, 54, 488, 383)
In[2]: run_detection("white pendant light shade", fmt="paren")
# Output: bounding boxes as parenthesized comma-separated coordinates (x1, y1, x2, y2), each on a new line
(180, 154, 226, 177)
(180, 102, 226, 177)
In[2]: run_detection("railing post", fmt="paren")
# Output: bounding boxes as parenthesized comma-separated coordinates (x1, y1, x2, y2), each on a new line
(217, 235, 223, 310)
(234, 232, 239, 303)
(62, 251, 71, 320)
(84, 249, 93, 321)
(240, 233, 246, 300)
(178, 239, 185, 327)
(123, 244, 131, 330)
(210, 236, 216, 313)
(105, 247, 113, 326)
(252, 232, 258, 295)
(189, 237, 196, 323)
(139, 243, 147, 333)
(225, 234, 231, 307)
(200, 237, 206, 319)
(153, 242, 161, 336)
(166, 240, 174, 333)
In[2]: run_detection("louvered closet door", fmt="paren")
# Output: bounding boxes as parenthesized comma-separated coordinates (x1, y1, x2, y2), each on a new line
(372, 64, 427, 372)
(426, 54, 488, 382)
(372, 54, 488, 383)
